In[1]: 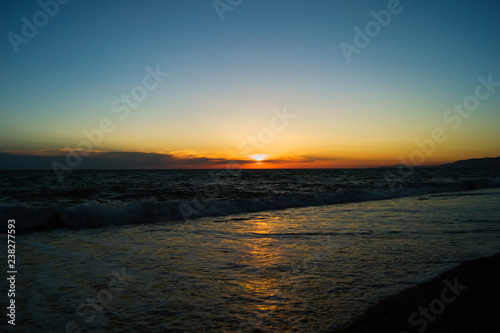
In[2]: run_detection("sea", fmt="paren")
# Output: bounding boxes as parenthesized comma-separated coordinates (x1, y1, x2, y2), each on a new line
(1, 168, 499, 332)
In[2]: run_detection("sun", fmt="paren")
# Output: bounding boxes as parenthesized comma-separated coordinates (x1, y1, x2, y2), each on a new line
(249, 154, 269, 162)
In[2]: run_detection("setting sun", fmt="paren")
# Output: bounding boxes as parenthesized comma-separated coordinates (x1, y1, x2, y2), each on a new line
(250, 154, 269, 162)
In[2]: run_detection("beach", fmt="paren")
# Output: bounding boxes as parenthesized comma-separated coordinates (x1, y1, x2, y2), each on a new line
(337, 253, 500, 332)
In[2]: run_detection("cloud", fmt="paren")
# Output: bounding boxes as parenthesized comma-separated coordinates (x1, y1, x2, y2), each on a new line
(0, 150, 328, 170)
(0, 150, 248, 170)
(260, 156, 316, 164)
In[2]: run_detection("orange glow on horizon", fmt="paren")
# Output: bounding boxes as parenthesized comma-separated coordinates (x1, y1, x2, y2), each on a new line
(1, 148, 489, 169)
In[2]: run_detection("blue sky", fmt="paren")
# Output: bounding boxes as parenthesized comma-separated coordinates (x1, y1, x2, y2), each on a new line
(1, 0, 499, 169)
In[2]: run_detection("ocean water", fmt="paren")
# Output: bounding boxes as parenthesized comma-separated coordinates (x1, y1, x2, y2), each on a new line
(1, 168, 499, 231)
(1, 169, 500, 332)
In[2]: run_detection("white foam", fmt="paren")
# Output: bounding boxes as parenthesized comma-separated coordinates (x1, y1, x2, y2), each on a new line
(2, 179, 498, 232)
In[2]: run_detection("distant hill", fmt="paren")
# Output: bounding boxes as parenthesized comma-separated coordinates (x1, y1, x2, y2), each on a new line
(440, 156, 500, 168)
(379, 156, 500, 169)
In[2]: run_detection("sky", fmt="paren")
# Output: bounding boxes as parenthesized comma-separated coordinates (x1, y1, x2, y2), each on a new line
(1, 0, 499, 169)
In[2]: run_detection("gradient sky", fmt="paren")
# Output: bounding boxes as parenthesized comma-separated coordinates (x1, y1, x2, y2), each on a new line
(1, 0, 499, 169)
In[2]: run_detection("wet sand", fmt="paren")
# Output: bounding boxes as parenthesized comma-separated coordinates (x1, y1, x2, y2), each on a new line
(336, 252, 500, 332)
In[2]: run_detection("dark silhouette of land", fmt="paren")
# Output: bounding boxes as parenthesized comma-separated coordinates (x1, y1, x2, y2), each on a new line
(380, 156, 500, 169)
(440, 156, 500, 169)
(335, 253, 500, 332)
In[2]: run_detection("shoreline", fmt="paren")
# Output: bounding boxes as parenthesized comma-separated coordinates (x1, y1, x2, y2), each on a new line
(334, 252, 500, 332)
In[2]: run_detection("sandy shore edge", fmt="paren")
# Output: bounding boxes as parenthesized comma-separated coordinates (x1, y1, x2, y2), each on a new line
(334, 252, 500, 333)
